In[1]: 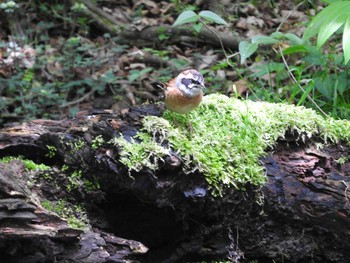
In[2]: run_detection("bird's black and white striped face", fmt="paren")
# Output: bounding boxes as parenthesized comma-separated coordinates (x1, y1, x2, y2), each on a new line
(175, 69, 205, 97)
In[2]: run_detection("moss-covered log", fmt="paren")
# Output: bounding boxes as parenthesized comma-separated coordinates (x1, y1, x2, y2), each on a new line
(1, 94, 350, 262)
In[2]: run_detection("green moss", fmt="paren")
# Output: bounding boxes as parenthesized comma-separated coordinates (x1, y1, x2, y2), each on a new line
(64, 169, 99, 192)
(335, 156, 348, 165)
(45, 145, 57, 158)
(41, 199, 87, 230)
(91, 135, 105, 150)
(73, 138, 86, 151)
(111, 129, 170, 172)
(0, 156, 50, 171)
(67, 170, 83, 192)
(111, 94, 350, 193)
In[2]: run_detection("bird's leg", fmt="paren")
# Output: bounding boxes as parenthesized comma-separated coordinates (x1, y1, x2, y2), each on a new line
(169, 113, 193, 136)
(185, 113, 194, 136)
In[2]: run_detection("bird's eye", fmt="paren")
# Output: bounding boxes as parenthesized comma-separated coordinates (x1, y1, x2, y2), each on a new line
(180, 77, 201, 88)
(190, 79, 200, 85)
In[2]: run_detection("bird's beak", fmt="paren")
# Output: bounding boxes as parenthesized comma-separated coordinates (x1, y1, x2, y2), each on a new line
(196, 84, 206, 90)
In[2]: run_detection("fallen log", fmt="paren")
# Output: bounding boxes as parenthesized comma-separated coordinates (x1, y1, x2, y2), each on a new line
(0, 94, 350, 262)
(71, 0, 241, 51)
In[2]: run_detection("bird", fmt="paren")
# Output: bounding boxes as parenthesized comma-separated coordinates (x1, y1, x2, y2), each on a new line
(164, 69, 205, 114)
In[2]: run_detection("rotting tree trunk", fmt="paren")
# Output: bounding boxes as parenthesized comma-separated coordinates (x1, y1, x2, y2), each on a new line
(0, 104, 350, 263)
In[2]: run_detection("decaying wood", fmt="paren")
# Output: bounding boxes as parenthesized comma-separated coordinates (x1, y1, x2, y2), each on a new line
(0, 152, 148, 262)
(1, 104, 350, 262)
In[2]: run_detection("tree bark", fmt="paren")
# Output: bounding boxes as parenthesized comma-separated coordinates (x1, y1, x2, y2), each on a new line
(0, 104, 350, 262)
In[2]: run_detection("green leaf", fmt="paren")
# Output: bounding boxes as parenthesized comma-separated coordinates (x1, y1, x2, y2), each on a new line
(169, 58, 189, 69)
(317, 11, 348, 47)
(249, 63, 285, 78)
(303, 1, 350, 41)
(322, 0, 347, 4)
(172, 10, 198, 26)
(128, 67, 153, 82)
(101, 70, 117, 84)
(270, 32, 284, 39)
(198, 10, 228, 25)
(303, 7, 331, 40)
(302, 47, 325, 65)
(343, 16, 350, 64)
(297, 80, 314, 106)
(284, 33, 304, 45)
(251, 35, 279, 45)
(334, 72, 348, 94)
(282, 45, 308, 55)
(193, 23, 202, 33)
(239, 41, 258, 64)
(314, 76, 334, 100)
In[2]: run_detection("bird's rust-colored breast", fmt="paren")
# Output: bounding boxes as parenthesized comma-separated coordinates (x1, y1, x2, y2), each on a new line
(165, 80, 203, 114)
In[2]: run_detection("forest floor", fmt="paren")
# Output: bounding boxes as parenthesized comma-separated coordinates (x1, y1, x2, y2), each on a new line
(0, 0, 316, 126)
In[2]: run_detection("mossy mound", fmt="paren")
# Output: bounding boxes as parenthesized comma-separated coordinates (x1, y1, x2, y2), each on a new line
(112, 94, 350, 193)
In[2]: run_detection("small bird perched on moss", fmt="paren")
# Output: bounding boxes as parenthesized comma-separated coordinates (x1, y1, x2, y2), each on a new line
(164, 69, 205, 114)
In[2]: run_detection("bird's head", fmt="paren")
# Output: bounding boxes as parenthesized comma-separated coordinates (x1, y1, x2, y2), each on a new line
(175, 69, 205, 97)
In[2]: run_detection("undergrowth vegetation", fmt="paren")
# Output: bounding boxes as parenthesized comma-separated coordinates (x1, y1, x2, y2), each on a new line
(240, 0, 350, 119)
(240, 27, 350, 119)
(0, 0, 349, 126)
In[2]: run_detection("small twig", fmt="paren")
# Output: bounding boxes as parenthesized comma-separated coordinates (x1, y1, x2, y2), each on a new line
(278, 45, 328, 117)
(275, 1, 326, 117)
(197, 17, 235, 68)
(59, 90, 94, 108)
(227, 52, 240, 59)
(276, 1, 304, 33)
